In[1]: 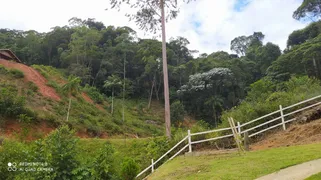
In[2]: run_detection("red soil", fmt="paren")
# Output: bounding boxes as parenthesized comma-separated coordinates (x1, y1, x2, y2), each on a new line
(0, 59, 61, 101)
(81, 92, 94, 104)
(2, 120, 55, 141)
(81, 92, 106, 111)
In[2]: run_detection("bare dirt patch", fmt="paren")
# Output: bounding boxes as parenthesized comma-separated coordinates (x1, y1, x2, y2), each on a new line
(0, 59, 61, 101)
(251, 119, 321, 150)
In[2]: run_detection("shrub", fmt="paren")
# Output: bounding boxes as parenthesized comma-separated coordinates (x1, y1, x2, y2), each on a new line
(0, 65, 8, 74)
(170, 101, 185, 126)
(0, 86, 25, 117)
(121, 158, 139, 180)
(91, 142, 117, 179)
(40, 125, 79, 179)
(9, 69, 24, 78)
(0, 140, 31, 179)
(146, 137, 170, 162)
(83, 84, 104, 104)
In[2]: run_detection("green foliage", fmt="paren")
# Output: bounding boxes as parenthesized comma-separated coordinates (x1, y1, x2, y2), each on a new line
(221, 76, 321, 127)
(121, 158, 139, 180)
(178, 68, 240, 124)
(39, 125, 79, 179)
(0, 140, 31, 179)
(146, 137, 170, 160)
(9, 69, 24, 78)
(27, 81, 38, 92)
(91, 142, 117, 179)
(83, 84, 104, 104)
(170, 101, 185, 126)
(0, 65, 8, 74)
(0, 85, 26, 118)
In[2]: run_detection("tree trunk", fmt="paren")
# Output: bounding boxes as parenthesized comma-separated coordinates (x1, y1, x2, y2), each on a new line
(148, 75, 156, 109)
(111, 87, 114, 114)
(66, 97, 72, 121)
(161, 0, 171, 139)
(313, 57, 318, 78)
(154, 77, 159, 101)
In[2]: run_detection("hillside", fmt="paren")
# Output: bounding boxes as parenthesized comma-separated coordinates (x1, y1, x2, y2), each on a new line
(0, 59, 166, 139)
(251, 118, 321, 150)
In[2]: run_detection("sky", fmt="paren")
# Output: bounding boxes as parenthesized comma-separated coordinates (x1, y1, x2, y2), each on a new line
(0, 0, 308, 55)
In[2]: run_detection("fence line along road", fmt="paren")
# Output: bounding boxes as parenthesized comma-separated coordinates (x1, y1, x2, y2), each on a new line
(136, 94, 321, 179)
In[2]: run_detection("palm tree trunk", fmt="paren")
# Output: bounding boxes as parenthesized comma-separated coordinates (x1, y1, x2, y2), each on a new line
(161, 0, 171, 139)
(111, 87, 114, 114)
(66, 97, 71, 121)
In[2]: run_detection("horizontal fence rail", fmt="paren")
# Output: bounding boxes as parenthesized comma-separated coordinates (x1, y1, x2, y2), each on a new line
(136, 94, 321, 179)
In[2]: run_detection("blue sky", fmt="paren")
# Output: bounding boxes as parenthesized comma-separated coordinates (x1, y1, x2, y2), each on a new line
(234, 0, 251, 11)
(0, 0, 307, 55)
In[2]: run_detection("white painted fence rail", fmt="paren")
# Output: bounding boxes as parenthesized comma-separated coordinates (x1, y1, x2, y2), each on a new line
(136, 94, 321, 179)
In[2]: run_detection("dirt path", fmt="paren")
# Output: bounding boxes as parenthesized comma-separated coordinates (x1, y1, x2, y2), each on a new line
(256, 158, 321, 180)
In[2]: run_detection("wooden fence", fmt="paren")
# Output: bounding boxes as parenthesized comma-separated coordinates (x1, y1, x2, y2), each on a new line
(136, 94, 321, 179)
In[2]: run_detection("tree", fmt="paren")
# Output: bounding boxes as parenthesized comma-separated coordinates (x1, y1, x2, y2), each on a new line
(107, 0, 196, 138)
(62, 76, 81, 121)
(178, 68, 240, 124)
(104, 75, 122, 114)
(293, 0, 321, 21)
(230, 32, 265, 56)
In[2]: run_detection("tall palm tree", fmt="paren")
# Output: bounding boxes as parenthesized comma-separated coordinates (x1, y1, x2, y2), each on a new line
(103, 75, 122, 114)
(62, 76, 81, 121)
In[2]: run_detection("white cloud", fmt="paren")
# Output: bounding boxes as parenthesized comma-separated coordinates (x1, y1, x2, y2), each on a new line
(0, 0, 308, 54)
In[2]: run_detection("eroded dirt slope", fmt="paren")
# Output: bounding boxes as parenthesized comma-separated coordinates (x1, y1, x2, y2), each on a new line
(0, 59, 61, 101)
(251, 119, 321, 150)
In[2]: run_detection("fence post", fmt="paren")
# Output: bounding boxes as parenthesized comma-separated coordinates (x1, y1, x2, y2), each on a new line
(279, 105, 286, 130)
(237, 122, 241, 135)
(151, 159, 154, 173)
(188, 129, 192, 153)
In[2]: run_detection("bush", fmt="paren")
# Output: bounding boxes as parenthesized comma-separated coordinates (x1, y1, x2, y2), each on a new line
(9, 69, 24, 78)
(121, 158, 139, 180)
(83, 84, 104, 104)
(39, 125, 79, 179)
(170, 101, 185, 126)
(0, 65, 8, 74)
(146, 137, 170, 161)
(91, 142, 117, 179)
(0, 85, 26, 118)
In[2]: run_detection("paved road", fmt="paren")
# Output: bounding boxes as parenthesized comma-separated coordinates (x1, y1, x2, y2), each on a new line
(256, 158, 321, 180)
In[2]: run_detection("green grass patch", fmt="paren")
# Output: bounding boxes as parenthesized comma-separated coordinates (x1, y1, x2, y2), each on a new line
(9, 69, 24, 78)
(149, 143, 321, 180)
(306, 172, 321, 180)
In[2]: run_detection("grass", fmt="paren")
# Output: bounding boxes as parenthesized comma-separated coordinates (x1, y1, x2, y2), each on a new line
(77, 138, 156, 175)
(149, 142, 321, 180)
(306, 172, 321, 180)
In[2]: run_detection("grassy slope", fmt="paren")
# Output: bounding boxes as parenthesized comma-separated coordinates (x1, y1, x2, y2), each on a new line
(306, 172, 321, 180)
(149, 143, 321, 180)
(0, 64, 165, 138)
